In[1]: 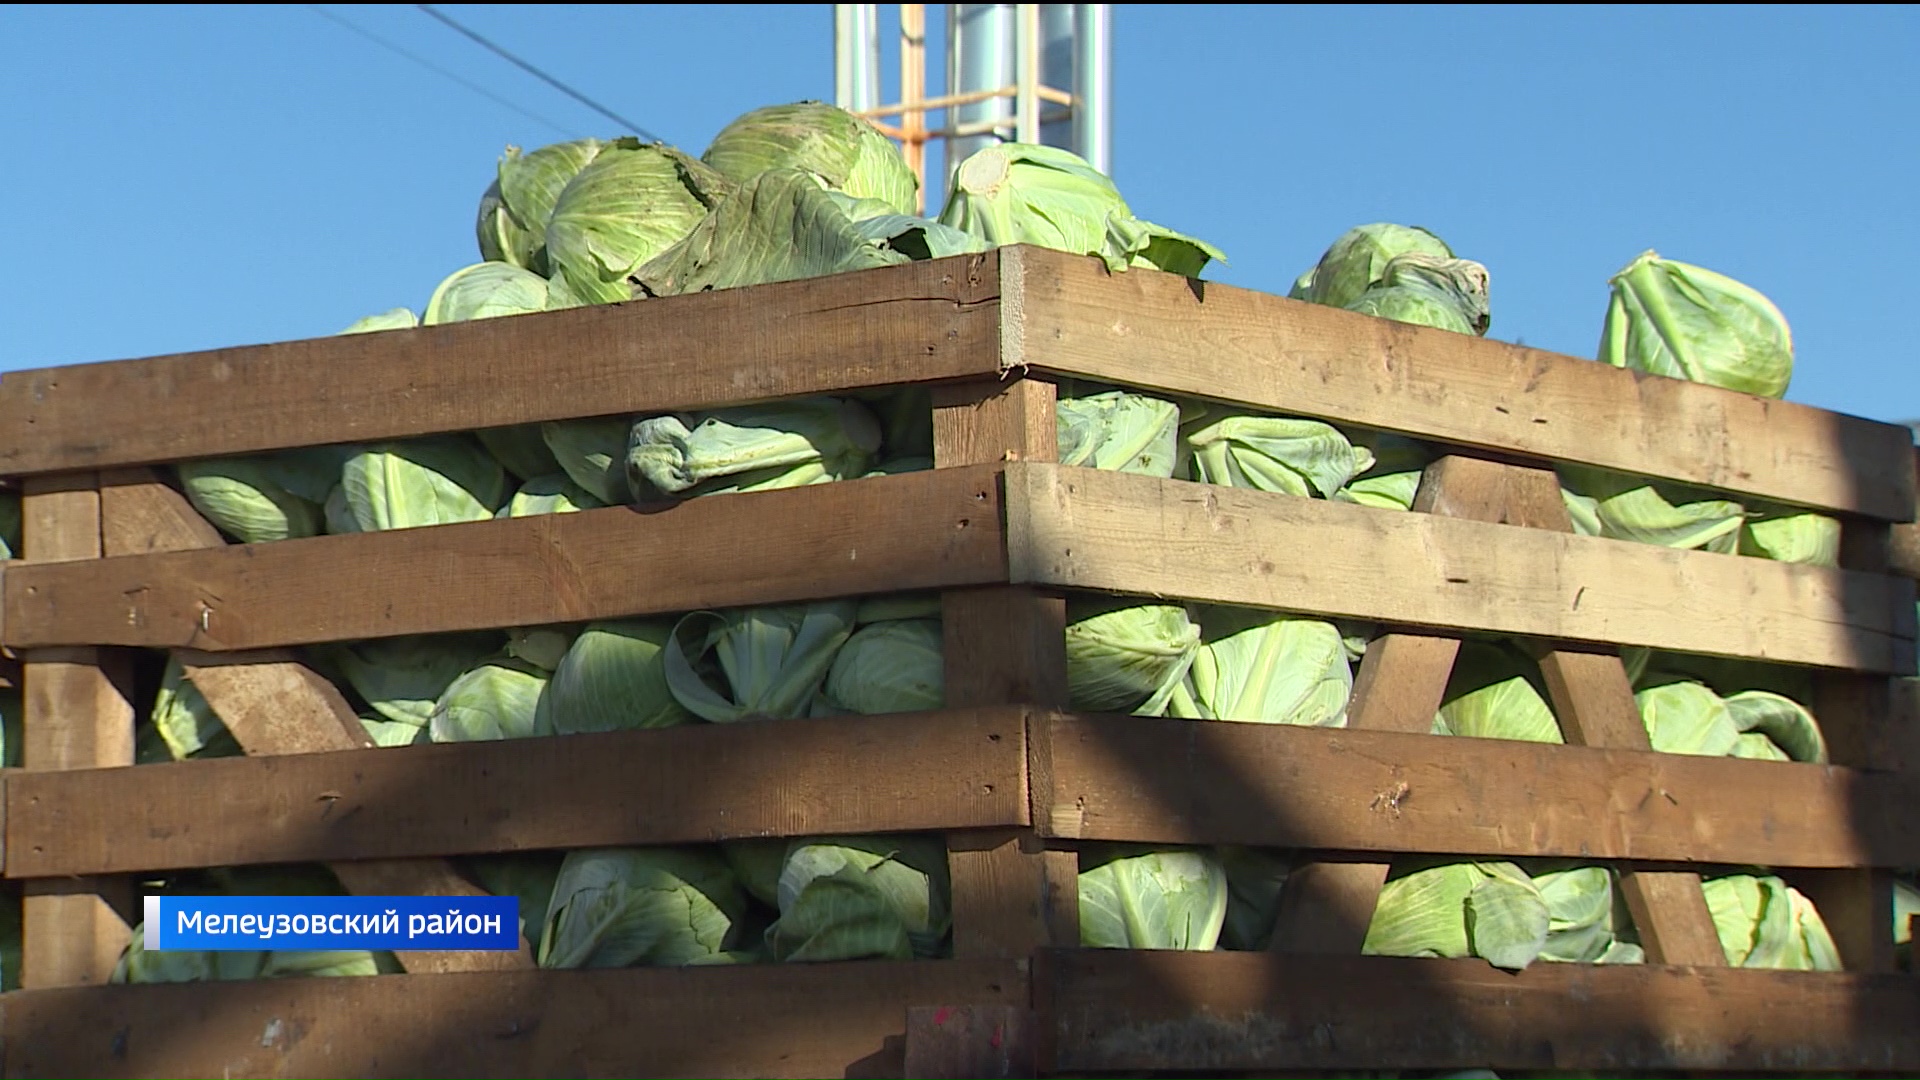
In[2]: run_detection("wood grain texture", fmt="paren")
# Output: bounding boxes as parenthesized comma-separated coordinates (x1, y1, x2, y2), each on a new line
(0, 254, 1002, 476)
(1037, 948, 1920, 1074)
(904, 1004, 1039, 1079)
(1, 958, 1028, 1079)
(935, 376, 1077, 962)
(1031, 714, 1915, 868)
(1008, 245, 1915, 520)
(1004, 463, 1918, 674)
(3, 465, 1011, 651)
(5, 710, 1027, 878)
(18, 473, 133, 989)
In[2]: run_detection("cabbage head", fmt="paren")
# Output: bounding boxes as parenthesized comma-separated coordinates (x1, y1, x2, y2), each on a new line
(340, 436, 508, 532)
(1065, 599, 1201, 715)
(1345, 252, 1492, 336)
(422, 261, 551, 324)
(543, 139, 728, 304)
(339, 308, 419, 334)
(537, 619, 693, 734)
(115, 928, 389, 984)
(542, 417, 635, 506)
(1184, 414, 1371, 498)
(327, 632, 503, 728)
(819, 618, 943, 715)
(501, 474, 605, 518)
(476, 138, 611, 271)
(1217, 846, 1292, 951)
(1557, 465, 1745, 553)
(1741, 509, 1840, 567)
(462, 852, 564, 956)
(506, 625, 578, 672)
(1701, 873, 1840, 970)
(1300, 223, 1455, 310)
(1167, 610, 1351, 726)
(1078, 844, 1228, 951)
(767, 835, 951, 962)
(539, 847, 746, 969)
(1635, 678, 1741, 757)
(938, 143, 1223, 276)
(627, 398, 882, 500)
(1531, 863, 1642, 965)
(702, 101, 917, 215)
(176, 448, 351, 544)
(1433, 642, 1563, 745)
(1364, 859, 1550, 971)
(430, 657, 547, 743)
(664, 601, 858, 723)
(142, 656, 240, 762)
(1333, 432, 1435, 512)
(1056, 391, 1182, 477)
(1601, 251, 1793, 399)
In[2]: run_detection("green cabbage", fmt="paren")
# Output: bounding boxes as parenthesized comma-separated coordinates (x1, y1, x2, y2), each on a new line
(1298, 223, 1455, 310)
(1363, 860, 1549, 971)
(1333, 432, 1435, 511)
(339, 436, 508, 532)
(1741, 509, 1840, 567)
(1078, 844, 1229, 951)
(541, 418, 634, 506)
(505, 626, 578, 673)
(1217, 846, 1292, 951)
(1557, 465, 1745, 553)
(176, 449, 352, 544)
(1701, 873, 1840, 970)
(1065, 599, 1201, 715)
(938, 143, 1223, 276)
(422, 261, 551, 324)
(462, 852, 564, 956)
(627, 398, 882, 500)
(1056, 391, 1182, 477)
(430, 657, 547, 742)
(1184, 414, 1372, 498)
(327, 632, 503, 729)
(538, 847, 746, 969)
(338, 308, 419, 334)
(476, 426, 565, 485)
(767, 836, 950, 962)
(819, 618, 943, 715)
(664, 602, 858, 723)
(501, 474, 605, 517)
(543, 140, 727, 304)
(1635, 678, 1741, 757)
(1601, 251, 1794, 399)
(1532, 863, 1642, 965)
(1167, 610, 1352, 726)
(477, 138, 611, 271)
(1345, 252, 1492, 336)
(702, 101, 918, 215)
(1433, 642, 1563, 745)
(537, 619, 693, 735)
(141, 656, 240, 763)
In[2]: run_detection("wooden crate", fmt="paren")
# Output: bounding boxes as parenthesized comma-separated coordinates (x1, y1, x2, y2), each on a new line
(0, 246, 1914, 1078)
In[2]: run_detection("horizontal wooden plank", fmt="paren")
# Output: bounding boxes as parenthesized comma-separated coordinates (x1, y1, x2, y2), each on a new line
(1036, 714, 1915, 868)
(1007, 463, 1918, 674)
(1009, 245, 1916, 521)
(0, 959, 1026, 1079)
(1037, 948, 1920, 1073)
(0, 254, 1000, 477)
(5, 709, 1027, 878)
(1, 466, 1009, 651)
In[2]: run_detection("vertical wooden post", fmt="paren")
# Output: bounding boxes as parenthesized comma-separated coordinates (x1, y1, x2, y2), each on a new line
(1795, 515, 1900, 973)
(19, 472, 134, 988)
(934, 378, 1079, 964)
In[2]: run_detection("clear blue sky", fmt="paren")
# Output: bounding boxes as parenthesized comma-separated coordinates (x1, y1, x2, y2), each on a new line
(2, 4, 1914, 424)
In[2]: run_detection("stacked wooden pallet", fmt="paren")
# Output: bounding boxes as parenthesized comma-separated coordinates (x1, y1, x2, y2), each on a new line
(0, 246, 1914, 1077)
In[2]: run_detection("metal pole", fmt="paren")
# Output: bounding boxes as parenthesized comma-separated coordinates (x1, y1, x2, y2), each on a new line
(949, 4, 1015, 174)
(1071, 4, 1110, 174)
(859, 4, 881, 111)
(834, 5, 856, 110)
(1015, 3, 1040, 145)
(1039, 4, 1074, 151)
(900, 4, 926, 212)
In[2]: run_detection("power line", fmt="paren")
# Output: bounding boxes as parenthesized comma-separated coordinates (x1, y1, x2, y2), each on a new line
(307, 6, 577, 138)
(414, 5, 663, 143)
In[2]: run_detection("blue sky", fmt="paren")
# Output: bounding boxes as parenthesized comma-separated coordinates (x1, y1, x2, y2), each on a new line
(2, 4, 1914, 423)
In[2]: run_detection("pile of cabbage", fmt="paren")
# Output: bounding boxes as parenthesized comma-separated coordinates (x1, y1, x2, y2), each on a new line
(94, 101, 1892, 983)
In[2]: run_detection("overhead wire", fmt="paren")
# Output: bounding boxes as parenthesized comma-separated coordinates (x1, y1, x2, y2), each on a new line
(414, 5, 664, 142)
(307, 5, 578, 138)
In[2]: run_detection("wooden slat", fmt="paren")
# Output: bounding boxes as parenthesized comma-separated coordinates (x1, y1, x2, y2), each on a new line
(0, 254, 1002, 477)
(935, 377, 1080, 961)
(1, 958, 1027, 1079)
(2, 465, 1011, 651)
(1004, 463, 1918, 674)
(5, 710, 1028, 878)
(1036, 949, 1920, 1074)
(1008, 245, 1915, 520)
(18, 473, 133, 989)
(904, 1005, 1039, 1080)
(1032, 714, 1915, 868)
(92, 467, 529, 972)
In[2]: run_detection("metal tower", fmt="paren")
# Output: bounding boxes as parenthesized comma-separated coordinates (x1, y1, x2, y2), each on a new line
(833, 4, 1112, 212)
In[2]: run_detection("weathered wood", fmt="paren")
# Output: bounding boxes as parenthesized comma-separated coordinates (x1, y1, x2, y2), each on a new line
(3, 465, 1012, 651)
(1004, 462, 1918, 674)
(0, 254, 1002, 477)
(1, 958, 1028, 1079)
(179, 649, 374, 753)
(904, 1004, 1039, 1080)
(18, 473, 133, 989)
(98, 467, 225, 555)
(6, 710, 1028, 878)
(1008, 245, 1915, 520)
(1031, 714, 1914, 868)
(936, 377, 1078, 962)
(1791, 867, 1897, 975)
(1037, 948, 1920, 1074)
